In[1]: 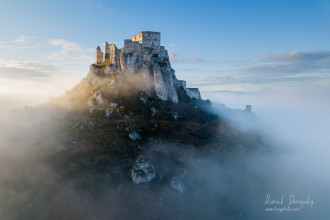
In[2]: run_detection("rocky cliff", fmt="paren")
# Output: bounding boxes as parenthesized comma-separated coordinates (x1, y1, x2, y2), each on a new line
(90, 31, 201, 103)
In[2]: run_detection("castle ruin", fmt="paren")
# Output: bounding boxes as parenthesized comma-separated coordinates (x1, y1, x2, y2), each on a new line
(93, 31, 201, 101)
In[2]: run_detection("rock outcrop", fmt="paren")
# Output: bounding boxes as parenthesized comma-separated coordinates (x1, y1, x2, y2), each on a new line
(131, 155, 156, 184)
(170, 177, 184, 193)
(89, 31, 202, 103)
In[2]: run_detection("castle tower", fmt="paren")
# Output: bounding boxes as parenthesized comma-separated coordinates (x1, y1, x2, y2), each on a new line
(103, 42, 110, 60)
(131, 31, 160, 49)
(109, 44, 117, 65)
(95, 46, 103, 64)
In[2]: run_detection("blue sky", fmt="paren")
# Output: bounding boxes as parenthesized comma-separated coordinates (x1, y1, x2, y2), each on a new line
(0, 0, 330, 110)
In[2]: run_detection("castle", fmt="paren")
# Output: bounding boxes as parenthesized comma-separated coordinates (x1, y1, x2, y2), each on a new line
(95, 31, 161, 65)
(93, 31, 201, 102)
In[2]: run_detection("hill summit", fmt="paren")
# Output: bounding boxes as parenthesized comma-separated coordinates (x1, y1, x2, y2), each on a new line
(90, 31, 201, 103)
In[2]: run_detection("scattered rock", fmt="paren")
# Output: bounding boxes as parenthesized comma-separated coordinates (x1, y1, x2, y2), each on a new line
(88, 100, 95, 107)
(110, 103, 119, 108)
(95, 91, 104, 105)
(140, 97, 148, 104)
(129, 131, 141, 140)
(171, 177, 184, 193)
(105, 108, 113, 117)
(90, 107, 104, 114)
(131, 156, 156, 184)
(151, 107, 157, 113)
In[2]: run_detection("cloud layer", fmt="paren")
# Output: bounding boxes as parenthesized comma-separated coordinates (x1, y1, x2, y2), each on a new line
(0, 35, 39, 49)
(191, 50, 330, 91)
(168, 49, 212, 63)
(248, 50, 330, 75)
(48, 39, 94, 63)
(0, 58, 58, 80)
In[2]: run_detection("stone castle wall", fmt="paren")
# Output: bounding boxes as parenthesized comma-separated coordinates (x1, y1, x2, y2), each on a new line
(186, 88, 201, 100)
(174, 80, 186, 89)
(103, 42, 110, 60)
(95, 46, 103, 64)
(123, 39, 142, 54)
(131, 31, 160, 48)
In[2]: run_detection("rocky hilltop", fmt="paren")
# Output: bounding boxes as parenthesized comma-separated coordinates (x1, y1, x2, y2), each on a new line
(89, 31, 201, 103)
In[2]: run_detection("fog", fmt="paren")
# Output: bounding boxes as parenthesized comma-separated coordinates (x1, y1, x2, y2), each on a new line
(0, 84, 329, 219)
(0, 73, 83, 116)
(203, 88, 330, 219)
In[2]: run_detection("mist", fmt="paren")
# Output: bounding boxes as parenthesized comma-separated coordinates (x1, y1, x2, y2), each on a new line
(0, 72, 83, 117)
(0, 79, 329, 219)
(203, 87, 330, 219)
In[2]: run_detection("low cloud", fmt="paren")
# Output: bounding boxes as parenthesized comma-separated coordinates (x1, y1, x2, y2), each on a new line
(203, 90, 252, 95)
(177, 68, 200, 72)
(0, 58, 57, 80)
(0, 67, 53, 80)
(247, 50, 330, 75)
(192, 50, 330, 90)
(14, 35, 38, 43)
(48, 39, 93, 63)
(0, 35, 39, 49)
(0, 58, 56, 71)
(168, 49, 212, 63)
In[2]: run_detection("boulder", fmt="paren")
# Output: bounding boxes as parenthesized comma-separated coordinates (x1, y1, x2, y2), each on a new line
(170, 177, 184, 193)
(105, 108, 113, 117)
(95, 91, 104, 105)
(131, 156, 156, 184)
(110, 103, 118, 108)
(129, 131, 141, 140)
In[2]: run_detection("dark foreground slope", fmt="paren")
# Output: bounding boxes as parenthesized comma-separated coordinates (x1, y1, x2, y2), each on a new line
(0, 75, 265, 220)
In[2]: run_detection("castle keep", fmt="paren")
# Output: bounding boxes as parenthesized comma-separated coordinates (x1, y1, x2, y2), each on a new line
(131, 31, 160, 48)
(93, 31, 201, 102)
